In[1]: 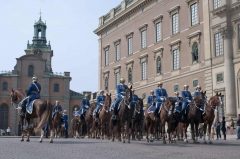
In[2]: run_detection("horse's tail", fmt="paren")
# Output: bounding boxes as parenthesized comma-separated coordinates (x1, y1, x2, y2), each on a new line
(35, 100, 52, 132)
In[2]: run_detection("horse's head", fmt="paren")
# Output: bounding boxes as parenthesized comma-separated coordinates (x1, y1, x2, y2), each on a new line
(124, 87, 132, 106)
(208, 92, 222, 110)
(104, 93, 112, 109)
(10, 89, 24, 104)
(134, 98, 143, 114)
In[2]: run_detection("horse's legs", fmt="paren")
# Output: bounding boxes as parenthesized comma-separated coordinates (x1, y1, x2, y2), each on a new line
(203, 123, 207, 143)
(190, 122, 195, 142)
(39, 129, 44, 143)
(195, 123, 199, 143)
(208, 123, 212, 144)
(162, 121, 166, 144)
(184, 123, 188, 143)
(49, 129, 54, 143)
(26, 119, 30, 142)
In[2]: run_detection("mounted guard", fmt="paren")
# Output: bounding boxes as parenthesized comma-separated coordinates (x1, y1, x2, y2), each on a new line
(174, 91, 183, 113)
(147, 90, 156, 112)
(181, 84, 192, 119)
(155, 82, 168, 116)
(52, 100, 62, 118)
(110, 77, 128, 120)
(18, 76, 41, 114)
(78, 94, 90, 120)
(93, 90, 106, 120)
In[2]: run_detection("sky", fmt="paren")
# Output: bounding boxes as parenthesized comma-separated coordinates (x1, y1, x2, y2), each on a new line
(0, 0, 122, 93)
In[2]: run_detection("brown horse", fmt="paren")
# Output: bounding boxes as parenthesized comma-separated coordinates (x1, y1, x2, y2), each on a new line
(85, 102, 96, 138)
(71, 116, 81, 138)
(99, 93, 111, 139)
(202, 92, 222, 144)
(188, 91, 206, 143)
(10, 89, 51, 142)
(144, 105, 159, 143)
(49, 110, 62, 143)
(111, 86, 132, 143)
(160, 97, 180, 144)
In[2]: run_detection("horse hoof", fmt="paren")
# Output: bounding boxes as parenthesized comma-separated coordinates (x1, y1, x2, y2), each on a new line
(39, 140, 42, 143)
(26, 139, 30, 142)
(128, 141, 130, 144)
(20, 139, 24, 142)
(163, 140, 167, 144)
(208, 141, 212, 144)
(123, 140, 125, 143)
(50, 140, 53, 143)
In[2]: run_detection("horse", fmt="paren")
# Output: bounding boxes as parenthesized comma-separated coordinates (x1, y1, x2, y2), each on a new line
(202, 92, 222, 144)
(160, 97, 180, 144)
(49, 110, 62, 143)
(144, 104, 159, 143)
(99, 93, 111, 139)
(71, 116, 81, 138)
(131, 98, 144, 141)
(85, 102, 96, 138)
(187, 91, 206, 143)
(111, 86, 132, 143)
(10, 89, 51, 142)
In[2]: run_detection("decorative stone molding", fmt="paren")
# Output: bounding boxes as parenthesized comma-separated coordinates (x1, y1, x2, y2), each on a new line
(113, 39, 121, 45)
(152, 15, 163, 24)
(169, 39, 181, 51)
(139, 53, 148, 63)
(186, 0, 199, 5)
(153, 47, 164, 60)
(126, 32, 134, 38)
(187, 30, 201, 45)
(125, 59, 134, 70)
(114, 65, 121, 73)
(212, 4, 227, 15)
(104, 45, 110, 51)
(138, 24, 148, 31)
(168, 5, 180, 16)
(218, 26, 233, 39)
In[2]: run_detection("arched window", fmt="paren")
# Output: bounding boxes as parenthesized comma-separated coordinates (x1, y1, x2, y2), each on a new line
(28, 65, 34, 77)
(192, 42, 199, 63)
(128, 68, 133, 84)
(2, 82, 8, 91)
(156, 56, 161, 74)
(53, 83, 60, 92)
(38, 29, 42, 38)
(0, 104, 9, 129)
(104, 77, 109, 91)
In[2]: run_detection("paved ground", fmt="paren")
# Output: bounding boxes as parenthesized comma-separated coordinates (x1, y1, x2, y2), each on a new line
(0, 136, 239, 159)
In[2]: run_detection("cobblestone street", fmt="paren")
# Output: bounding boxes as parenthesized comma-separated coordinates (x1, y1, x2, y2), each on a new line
(0, 136, 239, 159)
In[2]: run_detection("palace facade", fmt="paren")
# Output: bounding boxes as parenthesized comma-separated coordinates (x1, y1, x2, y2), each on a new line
(94, 0, 240, 119)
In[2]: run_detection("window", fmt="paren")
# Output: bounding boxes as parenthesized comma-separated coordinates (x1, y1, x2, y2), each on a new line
(192, 42, 199, 63)
(53, 83, 60, 92)
(2, 82, 8, 91)
(238, 24, 240, 49)
(174, 84, 179, 92)
(190, 3, 198, 26)
(141, 30, 147, 49)
(0, 104, 8, 129)
(216, 73, 224, 83)
(193, 80, 199, 87)
(104, 49, 109, 66)
(127, 37, 133, 55)
(156, 56, 161, 74)
(214, 32, 224, 56)
(28, 65, 34, 77)
(141, 61, 147, 80)
(213, 0, 222, 9)
(115, 72, 120, 87)
(172, 13, 179, 35)
(115, 44, 120, 61)
(173, 48, 180, 70)
(155, 22, 162, 42)
(104, 76, 109, 90)
(128, 68, 133, 84)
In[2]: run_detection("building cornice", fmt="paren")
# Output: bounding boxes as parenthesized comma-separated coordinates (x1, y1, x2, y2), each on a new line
(94, 0, 155, 35)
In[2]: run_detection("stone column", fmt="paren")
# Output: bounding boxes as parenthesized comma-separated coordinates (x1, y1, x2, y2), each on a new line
(222, 27, 237, 117)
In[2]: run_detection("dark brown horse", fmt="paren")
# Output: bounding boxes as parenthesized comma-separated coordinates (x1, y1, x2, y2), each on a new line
(188, 91, 206, 143)
(85, 102, 96, 138)
(111, 86, 132, 143)
(202, 92, 222, 144)
(99, 93, 111, 139)
(132, 98, 144, 141)
(49, 110, 62, 143)
(10, 89, 51, 142)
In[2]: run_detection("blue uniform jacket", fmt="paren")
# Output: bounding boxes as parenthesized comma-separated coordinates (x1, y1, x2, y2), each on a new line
(53, 104, 62, 114)
(193, 91, 201, 97)
(62, 114, 68, 128)
(181, 90, 192, 102)
(27, 82, 41, 99)
(116, 84, 128, 99)
(81, 98, 90, 108)
(97, 95, 105, 106)
(147, 95, 156, 107)
(155, 88, 168, 102)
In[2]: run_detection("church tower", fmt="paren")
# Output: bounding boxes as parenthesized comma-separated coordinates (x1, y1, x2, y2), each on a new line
(25, 16, 53, 72)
